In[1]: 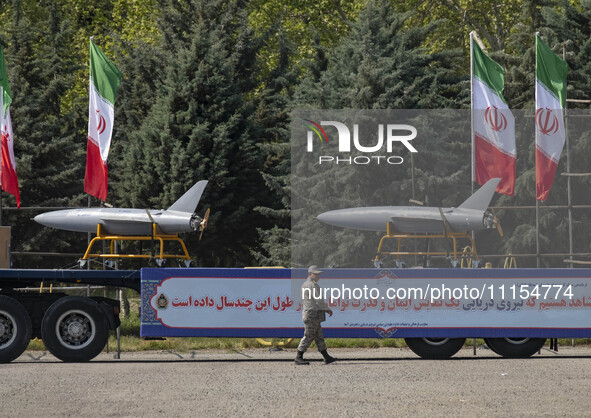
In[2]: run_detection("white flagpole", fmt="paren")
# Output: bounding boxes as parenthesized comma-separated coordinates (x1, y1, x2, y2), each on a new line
(0, 86, 4, 226)
(469, 32, 476, 261)
(562, 43, 572, 268)
(470, 31, 474, 194)
(534, 32, 540, 268)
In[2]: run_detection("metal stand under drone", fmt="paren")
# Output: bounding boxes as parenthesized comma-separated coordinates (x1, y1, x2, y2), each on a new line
(79, 208, 209, 268)
(79, 223, 191, 267)
(373, 222, 480, 268)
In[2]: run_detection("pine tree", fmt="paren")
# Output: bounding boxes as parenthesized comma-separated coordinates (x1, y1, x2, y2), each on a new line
(481, 1, 591, 267)
(109, 39, 168, 209)
(251, 30, 296, 267)
(115, 0, 272, 267)
(2, 0, 87, 268)
(534, 1, 591, 265)
(290, 0, 467, 268)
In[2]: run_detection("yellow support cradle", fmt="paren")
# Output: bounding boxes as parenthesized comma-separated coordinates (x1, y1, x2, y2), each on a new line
(81, 223, 191, 264)
(503, 255, 517, 268)
(373, 222, 479, 267)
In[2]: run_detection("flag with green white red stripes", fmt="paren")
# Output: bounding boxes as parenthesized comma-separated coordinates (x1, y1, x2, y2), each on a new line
(84, 38, 122, 201)
(471, 34, 515, 196)
(535, 34, 567, 201)
(0, 45, 20, 208)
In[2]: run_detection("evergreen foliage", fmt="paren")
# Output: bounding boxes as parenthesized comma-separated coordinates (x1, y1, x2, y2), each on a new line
(251, 31, 295, 267)
(482, 1, 591, 267)
(248, 0, 364, 78)
(291, 0, 468, 267)
(115, 0, 273, 267)
(0, 0, 589, 268)
(2, 0, 86, 267)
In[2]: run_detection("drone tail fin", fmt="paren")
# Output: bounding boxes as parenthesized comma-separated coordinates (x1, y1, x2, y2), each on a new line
(458, 178, 500, 211)
(167, 180, 208, 213)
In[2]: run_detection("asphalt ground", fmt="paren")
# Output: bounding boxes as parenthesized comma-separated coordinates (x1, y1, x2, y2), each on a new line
(2, 346, 591, 417)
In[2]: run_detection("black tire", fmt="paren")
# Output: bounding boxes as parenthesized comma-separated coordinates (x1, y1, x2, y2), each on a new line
(41, 296, 109, 362)
(484, 337, 546, 358)
(0, 295, 32, 363)
(404, 337, 466, 359)
(483, 338, 502, 355)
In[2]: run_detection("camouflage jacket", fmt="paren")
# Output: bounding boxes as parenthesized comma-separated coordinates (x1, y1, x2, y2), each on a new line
(301, 277, 330, 322)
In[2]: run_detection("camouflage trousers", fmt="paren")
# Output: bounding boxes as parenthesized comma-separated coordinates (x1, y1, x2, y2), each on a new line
(297, 318, 327, 352)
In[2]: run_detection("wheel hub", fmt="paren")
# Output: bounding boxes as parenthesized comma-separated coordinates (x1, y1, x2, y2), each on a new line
(504, 338, 530, 345)
(0, 314, 14, 346)
(60, 314, 91, 345)
(423, 338, 450, 346)
(67, 321, 85, 338)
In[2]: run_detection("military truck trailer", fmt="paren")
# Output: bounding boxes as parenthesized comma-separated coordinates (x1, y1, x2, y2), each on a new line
(2, 267, 591, 363)
(0, 269, 140, 363)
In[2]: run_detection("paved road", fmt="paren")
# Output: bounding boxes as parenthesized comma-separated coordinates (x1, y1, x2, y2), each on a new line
(2, 346, 591, 417)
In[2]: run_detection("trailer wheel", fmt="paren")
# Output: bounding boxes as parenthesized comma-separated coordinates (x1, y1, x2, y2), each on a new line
(482, 338, 502, 355)
(0, 296, 32, 363)
(41, 297, 109, 362)
(404, 337, 466, 359)
(484, 338, 546, 358)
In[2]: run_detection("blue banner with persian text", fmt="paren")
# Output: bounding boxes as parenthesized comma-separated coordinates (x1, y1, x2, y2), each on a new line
(140, 268, 591, 338)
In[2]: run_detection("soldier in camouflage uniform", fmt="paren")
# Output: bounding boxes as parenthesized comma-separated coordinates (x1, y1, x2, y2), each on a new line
(295, 266, 337, 365)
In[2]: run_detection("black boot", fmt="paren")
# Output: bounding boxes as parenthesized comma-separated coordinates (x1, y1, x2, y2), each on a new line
(294, 350, 310, 365)
(321, 349, 337, 364)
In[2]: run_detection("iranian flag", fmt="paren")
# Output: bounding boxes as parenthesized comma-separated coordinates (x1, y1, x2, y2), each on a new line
(471, 33, 516, 196)
(535, 34, 567, 201)
(0, 46, 20, 208)
(84, 39, 122, 201)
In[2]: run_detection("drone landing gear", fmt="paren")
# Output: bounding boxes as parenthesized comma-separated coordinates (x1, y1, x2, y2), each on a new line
(373, 222, 479, 268)
(79, 224, 192, 268)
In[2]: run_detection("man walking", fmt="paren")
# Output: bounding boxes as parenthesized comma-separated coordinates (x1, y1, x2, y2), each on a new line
(295, 265, 337, 365)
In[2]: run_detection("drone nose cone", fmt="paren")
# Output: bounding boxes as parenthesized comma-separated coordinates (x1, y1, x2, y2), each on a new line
(317, 209, 356, 229)
(316, 211, 330, 224)
(34, 211, 61, 228)
(317, 210, 338, 226)
(34, 212, 49, 226)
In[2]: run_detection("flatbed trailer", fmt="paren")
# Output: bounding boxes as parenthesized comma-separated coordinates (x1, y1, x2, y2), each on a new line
(0, 269, 140, 363)
(2, 267, 591, 363)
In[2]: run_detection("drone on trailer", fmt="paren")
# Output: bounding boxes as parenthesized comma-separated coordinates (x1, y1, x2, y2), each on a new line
(35, 180, 211, 267)
(317, 178, 503, 267)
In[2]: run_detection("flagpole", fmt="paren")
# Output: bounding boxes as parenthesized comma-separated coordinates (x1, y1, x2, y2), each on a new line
(0, 86, 3, 226)
(469, 32, 477, 257)
(470, 31, 475, 194)
(563, 42, 572, 268)
(87, 37, 92, 267)
(535, 32, 540, 268)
